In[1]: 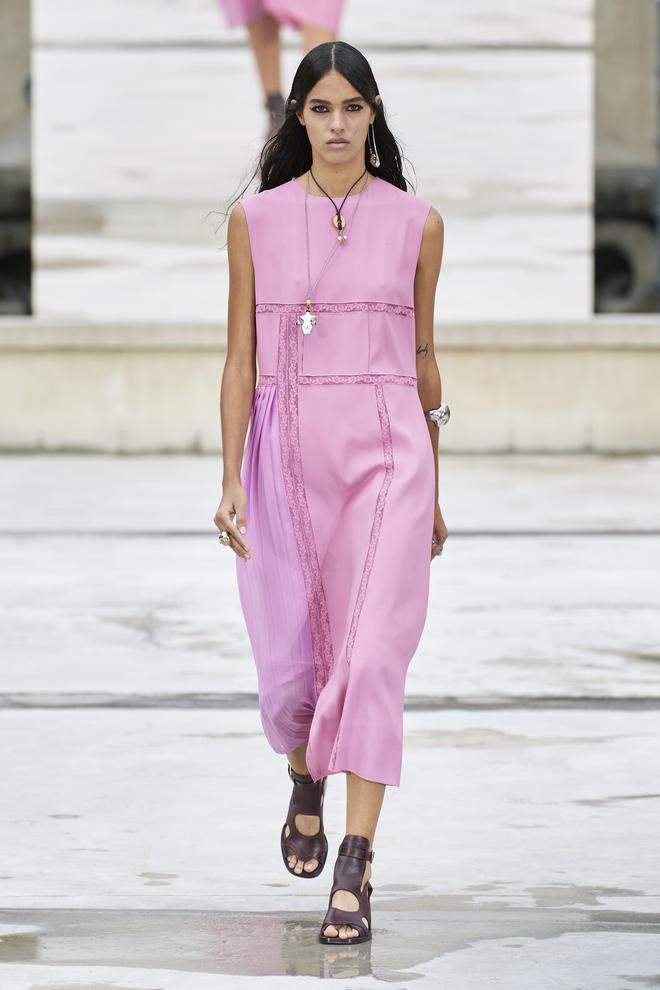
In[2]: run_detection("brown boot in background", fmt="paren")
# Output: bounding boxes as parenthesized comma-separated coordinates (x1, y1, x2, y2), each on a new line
(264, 91, 285, 140)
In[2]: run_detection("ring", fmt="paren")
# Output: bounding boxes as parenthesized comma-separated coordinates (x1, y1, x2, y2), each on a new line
(218, 530, 232, 546)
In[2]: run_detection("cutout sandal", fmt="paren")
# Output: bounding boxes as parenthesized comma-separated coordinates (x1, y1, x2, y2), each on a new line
(280, 762, 328, 879)
(319, 833, 374, 944)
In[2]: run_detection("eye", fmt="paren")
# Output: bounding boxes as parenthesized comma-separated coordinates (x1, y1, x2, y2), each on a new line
(310, 104, 364, 112)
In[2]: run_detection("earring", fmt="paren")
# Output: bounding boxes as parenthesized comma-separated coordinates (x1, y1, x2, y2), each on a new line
(368, 122, 380, 168)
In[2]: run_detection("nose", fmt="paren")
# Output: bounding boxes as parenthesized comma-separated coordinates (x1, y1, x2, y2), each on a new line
(330, 109, 345, 130)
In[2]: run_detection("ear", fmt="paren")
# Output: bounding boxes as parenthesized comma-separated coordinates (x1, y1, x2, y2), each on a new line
(290, 98, 304, 126)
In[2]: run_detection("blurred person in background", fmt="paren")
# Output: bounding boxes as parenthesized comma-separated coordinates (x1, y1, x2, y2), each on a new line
(217, 0, 346, 136)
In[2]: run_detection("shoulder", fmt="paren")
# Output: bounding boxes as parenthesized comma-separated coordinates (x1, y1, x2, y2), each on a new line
(227, 199, 248, 236)
(239, 181, 289, 209)
(408, 189, 443, 230)
(227, 198, 254, 257)
(232, 183, 291, 229)
(399, 188, 443, 244)
(382, 181, 443, 225)
(421, 204, 444, 239)
(417, 203, 444, 272)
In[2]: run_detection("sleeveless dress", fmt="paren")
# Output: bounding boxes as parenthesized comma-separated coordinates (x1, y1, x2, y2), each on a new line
(235, 175, 435, 787)
(218, 0, 345, 32)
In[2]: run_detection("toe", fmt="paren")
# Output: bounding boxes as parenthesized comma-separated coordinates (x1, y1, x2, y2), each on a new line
(303, 857, 319, 872)
(323, 924, 338, 937)
(293, 857, 304, 874)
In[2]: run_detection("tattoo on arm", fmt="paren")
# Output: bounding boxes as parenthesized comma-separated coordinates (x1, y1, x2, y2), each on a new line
(416, 343, 429, 357)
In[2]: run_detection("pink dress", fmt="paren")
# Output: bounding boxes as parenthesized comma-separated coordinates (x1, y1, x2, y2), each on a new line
(235, 175, 435, 787)
(218, 0, 345, 31)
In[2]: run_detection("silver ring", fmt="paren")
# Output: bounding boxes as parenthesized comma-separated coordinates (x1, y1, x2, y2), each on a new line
(218, 530, 232, 546)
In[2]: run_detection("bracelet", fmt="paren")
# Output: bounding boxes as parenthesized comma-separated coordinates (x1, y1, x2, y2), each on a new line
(424, 403, 450, 427)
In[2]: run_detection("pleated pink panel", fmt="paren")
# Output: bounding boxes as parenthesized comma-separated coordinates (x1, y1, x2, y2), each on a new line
(235, 384, 317, 753)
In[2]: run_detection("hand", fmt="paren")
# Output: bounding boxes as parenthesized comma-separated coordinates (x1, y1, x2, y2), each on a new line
(431, 502, 448, 561)
(213, 482, 251, 560)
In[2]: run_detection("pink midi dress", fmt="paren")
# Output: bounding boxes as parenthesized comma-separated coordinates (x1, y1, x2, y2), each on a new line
(235, 175, 436, 787)
(218, 0, 345, 32)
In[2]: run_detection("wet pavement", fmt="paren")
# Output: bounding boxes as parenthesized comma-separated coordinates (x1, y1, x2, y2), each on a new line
(1, 452, 659, 987)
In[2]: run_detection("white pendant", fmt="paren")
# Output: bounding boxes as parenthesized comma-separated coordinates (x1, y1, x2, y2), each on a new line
(297, 310, 317, 335)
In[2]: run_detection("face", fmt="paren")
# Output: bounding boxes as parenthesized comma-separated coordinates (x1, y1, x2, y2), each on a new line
(296, 69, 380, 161)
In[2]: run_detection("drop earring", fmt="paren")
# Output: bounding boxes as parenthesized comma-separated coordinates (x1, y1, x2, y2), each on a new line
(368, 122, 380, 169)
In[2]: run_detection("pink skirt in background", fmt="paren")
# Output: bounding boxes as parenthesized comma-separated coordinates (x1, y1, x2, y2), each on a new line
(218, 0, 345, 32)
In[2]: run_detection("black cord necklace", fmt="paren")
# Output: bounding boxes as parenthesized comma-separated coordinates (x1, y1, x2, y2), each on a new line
(296, 169, 370, 335)
(309, 166, 369, 244)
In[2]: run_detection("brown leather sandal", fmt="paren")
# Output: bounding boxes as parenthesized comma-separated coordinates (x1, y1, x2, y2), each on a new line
(318, 833, 374, 944)
(280, 762, 328, 879)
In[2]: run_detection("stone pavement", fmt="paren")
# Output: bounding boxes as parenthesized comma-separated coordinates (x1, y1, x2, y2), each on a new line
(1, 453, 659, 988)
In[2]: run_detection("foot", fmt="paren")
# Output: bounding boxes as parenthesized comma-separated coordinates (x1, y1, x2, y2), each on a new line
(284, 813, 321, 874)
(322, 856, 372, 939)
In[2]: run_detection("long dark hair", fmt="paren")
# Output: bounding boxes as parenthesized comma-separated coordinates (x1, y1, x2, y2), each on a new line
(208, 41, 417, 246)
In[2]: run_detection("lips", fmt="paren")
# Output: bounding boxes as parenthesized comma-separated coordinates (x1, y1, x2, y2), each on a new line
(327, 140, 348, 145)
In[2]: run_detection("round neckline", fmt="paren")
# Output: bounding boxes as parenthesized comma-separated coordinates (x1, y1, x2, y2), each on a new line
(291, 174, 379, 200)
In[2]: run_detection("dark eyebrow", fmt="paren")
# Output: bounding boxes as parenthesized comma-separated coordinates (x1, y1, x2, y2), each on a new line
(308, 97, 364, 105)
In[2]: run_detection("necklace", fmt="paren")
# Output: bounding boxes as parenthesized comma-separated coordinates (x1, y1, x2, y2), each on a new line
(310, 166, 367, 244)
(296, 169, 371, 336)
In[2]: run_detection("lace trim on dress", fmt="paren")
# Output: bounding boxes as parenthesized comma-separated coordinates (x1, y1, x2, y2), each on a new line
(256, 300, 414, 317)
(299, 374, 416, 386)
(259, 374, 416, 387)
(276, 311, 335, 697)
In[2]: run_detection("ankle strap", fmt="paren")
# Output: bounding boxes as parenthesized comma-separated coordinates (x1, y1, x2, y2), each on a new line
(338, 833, 375, 863)
(287, 762, 314, 785)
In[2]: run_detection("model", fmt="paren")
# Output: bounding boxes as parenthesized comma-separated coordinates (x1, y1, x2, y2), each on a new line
(214, 39, 448, 945)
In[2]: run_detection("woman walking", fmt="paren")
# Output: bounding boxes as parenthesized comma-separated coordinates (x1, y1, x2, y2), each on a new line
(214, 40, 448, 944)
(216, 0, 347, 136)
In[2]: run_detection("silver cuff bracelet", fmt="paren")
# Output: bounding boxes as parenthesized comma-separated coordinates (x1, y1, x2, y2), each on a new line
(424, 403, 450, 427)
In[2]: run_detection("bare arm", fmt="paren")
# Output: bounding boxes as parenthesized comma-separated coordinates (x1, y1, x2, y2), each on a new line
(413, 205, 448, 557)
(213, 203, 256, 560)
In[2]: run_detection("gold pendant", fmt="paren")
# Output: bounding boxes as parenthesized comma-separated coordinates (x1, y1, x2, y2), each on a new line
(332, 213, 348, 244)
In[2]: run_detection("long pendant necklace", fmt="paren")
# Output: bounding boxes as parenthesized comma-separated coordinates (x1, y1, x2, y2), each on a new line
(297, 168, 370, 335)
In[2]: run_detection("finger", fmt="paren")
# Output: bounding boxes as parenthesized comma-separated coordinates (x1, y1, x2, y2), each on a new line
(227, 504, 250, 553)
(227, 526, 251, 557)
(227, 534, 250, 561)
(218, 514, 250, 556)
